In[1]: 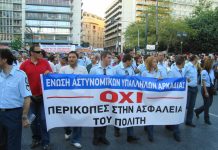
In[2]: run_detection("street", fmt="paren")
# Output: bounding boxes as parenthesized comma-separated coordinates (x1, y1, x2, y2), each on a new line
(22, 91, 218, 150)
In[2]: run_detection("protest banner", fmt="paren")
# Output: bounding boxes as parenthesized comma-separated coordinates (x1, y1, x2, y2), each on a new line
(41, 74, 187, 131)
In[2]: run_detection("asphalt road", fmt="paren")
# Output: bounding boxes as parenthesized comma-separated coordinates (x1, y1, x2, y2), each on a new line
(21, 91, 218, 150)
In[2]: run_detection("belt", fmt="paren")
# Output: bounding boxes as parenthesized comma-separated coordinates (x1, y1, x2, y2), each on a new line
(188, 86, 197, 88)
(0, 107, 22, 112)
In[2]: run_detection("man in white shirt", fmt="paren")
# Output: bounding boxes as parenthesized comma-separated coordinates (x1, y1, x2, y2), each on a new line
(59, 51, 88, 149)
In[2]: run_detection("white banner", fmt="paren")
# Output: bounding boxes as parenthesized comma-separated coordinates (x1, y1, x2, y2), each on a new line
(40, 44, 75, 53)
(41, 74, 187, 131)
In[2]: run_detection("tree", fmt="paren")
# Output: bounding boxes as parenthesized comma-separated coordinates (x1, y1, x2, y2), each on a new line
(193, 0, 212, 16)
(159, 18, 195, 53)
(125, 0, 194, 52)
(185, 1, 218, 53)
(10, 37, 23, 51)
(81, 41, 90, 47)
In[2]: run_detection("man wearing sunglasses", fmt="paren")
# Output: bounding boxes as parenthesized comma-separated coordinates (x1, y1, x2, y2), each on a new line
(20, 45, 52, 150)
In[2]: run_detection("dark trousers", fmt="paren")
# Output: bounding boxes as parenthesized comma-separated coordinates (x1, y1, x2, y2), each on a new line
(114, 127, 134, 137)
(30, 97, 50, 146)
(147, 126, 154, 138)
(186, 86, 198, 124)
(195, 88, 214, 121)
(166, 125, 180, 136)
(93, 127, 107, 139)
(0, 125, 7, 150)
(64, 127, 72, 135)
(0, 108, 22, 150)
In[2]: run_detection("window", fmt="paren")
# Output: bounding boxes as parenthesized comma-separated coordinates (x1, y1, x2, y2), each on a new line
(55, 35, 68, 40)
(40, 35, 54, 40)
(26, 20, 70, 27)
(26, 5, 71, 13)
(13, 4, 21, 11)
(14, 12, 21, 18)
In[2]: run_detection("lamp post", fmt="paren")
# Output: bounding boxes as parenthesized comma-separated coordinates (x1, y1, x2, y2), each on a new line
(155, 0, 159, 51)
(177, 32, 187, 54)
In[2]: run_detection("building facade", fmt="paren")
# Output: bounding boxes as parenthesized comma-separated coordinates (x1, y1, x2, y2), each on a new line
(172, 0, 218, 18)
(81, 12, 105, 49)
(0, 0, 25, 45)
(104, 0, 160, 53)
(25, 0, 82, 45)
(104, 0, 218, 52)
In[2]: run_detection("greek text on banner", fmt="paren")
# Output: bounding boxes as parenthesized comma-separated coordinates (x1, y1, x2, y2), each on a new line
(41, 74, 187, 131)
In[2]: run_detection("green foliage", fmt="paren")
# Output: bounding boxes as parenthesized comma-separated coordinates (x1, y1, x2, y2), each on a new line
(10, 36, 23, 51)
(186, 7, 218, 52)
(193, 0, 212, 16)
(125, 0, 217, 53)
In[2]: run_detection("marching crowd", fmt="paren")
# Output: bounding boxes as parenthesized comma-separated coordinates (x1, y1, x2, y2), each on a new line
(0, 45, 218, 150)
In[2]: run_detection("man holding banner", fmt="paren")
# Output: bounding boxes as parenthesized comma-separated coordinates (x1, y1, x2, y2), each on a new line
(113, 54, 139, 143)
(167, 55, 186, 142)
(59, 51, 88, 149)
(20, 45, 52, 150)
(90, 51, 115, 146)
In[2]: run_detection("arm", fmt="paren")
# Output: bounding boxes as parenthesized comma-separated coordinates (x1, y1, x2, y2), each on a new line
(44, 60, 53, 74)
(18, 72, 32, 127)
(22, 96, 31, 128)
(202, 80, 209, 97)
(201, 71, 209, 97)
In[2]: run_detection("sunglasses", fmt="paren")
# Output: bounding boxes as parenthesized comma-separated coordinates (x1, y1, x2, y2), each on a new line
(32, 51, 42, 54)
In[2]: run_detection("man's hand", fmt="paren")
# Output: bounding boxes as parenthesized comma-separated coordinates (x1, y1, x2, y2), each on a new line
(134, 68, 140, 74)
(44, 70, 50, 75)
(22, 116, 30, 128)
(187, 78, 191, 83)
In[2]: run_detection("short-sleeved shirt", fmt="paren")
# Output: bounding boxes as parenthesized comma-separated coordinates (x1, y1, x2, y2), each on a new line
(201, 69, 215, 87)
(137, 64, 147, 75)
(141, 69, 161, 78)
(20, 58, 52, 96)
(78, 57, 91, 67)
(157, 62, 168, 78)
(114, 62, 135, 76)
(0, 67, 32, 109)
(59, 65, 88, 75)
(168, 65, 185, 78)
(90, 64, 115, 75)
(184, 62, 198, 87)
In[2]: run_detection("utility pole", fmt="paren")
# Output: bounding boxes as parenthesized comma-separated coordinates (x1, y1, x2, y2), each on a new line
(145, 13, 148, 54)
(155, 0, 159, 51)
(137, 28, 140, 48)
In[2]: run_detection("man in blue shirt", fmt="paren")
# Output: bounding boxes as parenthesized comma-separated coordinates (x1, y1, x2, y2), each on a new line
(0, 49, 31, 150)
(78, 52, 91, 67)
(184, 55, 198, 127)
(113, 54, 139, 143)
(167, 55, 185, 142)
(157, 52, 168, 78)
(90, 51, 115, 146)
(137, 55, 149, 75)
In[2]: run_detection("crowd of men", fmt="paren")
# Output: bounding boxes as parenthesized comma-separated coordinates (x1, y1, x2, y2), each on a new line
(0, 45, 218, 150)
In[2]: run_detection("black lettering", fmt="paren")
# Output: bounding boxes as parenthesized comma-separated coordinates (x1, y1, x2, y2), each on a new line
(56, 106, 62, 114)
(48, 106, 54, 114)
(63, 106, 69, 114)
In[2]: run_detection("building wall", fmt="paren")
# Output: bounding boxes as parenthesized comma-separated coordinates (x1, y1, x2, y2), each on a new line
(172, 0, 218, 18)
(0, 0, 25, 45)
(72, 0, 82, 45)
(81, 12, 105, 48)
(25, 0, 82, 45)
(104, 0, 218, 52)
